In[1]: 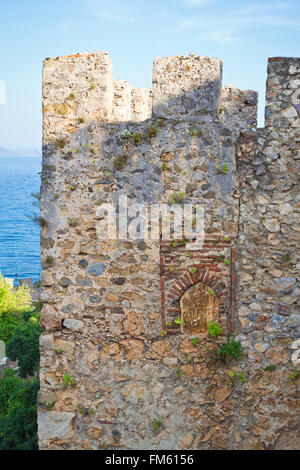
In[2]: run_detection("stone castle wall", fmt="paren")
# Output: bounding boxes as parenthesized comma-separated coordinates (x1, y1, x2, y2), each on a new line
(38, 53, 300, 450)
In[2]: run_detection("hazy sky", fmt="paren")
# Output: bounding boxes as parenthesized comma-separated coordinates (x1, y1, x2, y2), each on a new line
(0, 0, 299, 149)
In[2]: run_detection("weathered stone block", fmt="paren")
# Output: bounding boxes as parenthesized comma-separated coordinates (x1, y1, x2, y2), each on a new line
(265, 57, 300, 127)
(38, 412, 75, 440)
(40, 304, 62, 331)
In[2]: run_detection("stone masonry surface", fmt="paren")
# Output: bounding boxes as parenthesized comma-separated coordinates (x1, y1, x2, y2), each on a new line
(38, 53, 300, 450)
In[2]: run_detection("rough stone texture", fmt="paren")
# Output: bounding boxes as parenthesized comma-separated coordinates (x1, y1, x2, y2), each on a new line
(113, 80, 152, 122)
(38, 52, 299, 450)
(38, 412, 75, 440)
(40, 304, 62, 331)
(152, 55, 222, 120)
(265, 57, 300, 128)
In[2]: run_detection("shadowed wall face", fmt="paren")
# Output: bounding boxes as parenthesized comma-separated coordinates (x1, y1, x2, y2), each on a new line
(38, 53, 300, 451)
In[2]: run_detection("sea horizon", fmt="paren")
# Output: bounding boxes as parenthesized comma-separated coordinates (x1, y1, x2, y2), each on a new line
(0, 156, 42, 282)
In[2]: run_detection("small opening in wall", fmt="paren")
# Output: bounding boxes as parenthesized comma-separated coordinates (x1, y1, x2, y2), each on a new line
(180, 281, 219, 334)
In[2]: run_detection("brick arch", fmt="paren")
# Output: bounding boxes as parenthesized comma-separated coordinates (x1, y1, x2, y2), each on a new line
(165, 268, 229, 335)
(168, 268, 226, 302)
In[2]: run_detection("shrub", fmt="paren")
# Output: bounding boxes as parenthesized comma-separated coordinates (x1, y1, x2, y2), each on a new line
(216, 163, 229, 174)
(169, 192, 185, 205)
(6, 319, 42, 378)
(190, 129, 204, 138)
(264, 364, 277, 372)
(0, 370, 39, 450)
(117, 129, 132, 143)
(53, 138, 68, 149)
(145, 125, 158, 140)
(0, 284, 41, 450)
(211, 337, 244, 363)
(0, 275, 32, 343)
(288, 367, 298, 381)
(61, 374, 77, 389)
(207, 321, 223, 338)
(113, 152, 131, 170)
(131, 133, 142, 145)
(152, 420, 162, 432)
(174, 316, 185, 327)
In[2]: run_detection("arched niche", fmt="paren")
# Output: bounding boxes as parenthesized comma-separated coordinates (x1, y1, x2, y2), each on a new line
(180, 281, 219, 334)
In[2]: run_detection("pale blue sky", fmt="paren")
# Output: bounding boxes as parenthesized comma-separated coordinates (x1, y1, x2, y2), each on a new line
(0, 0, 299, 149)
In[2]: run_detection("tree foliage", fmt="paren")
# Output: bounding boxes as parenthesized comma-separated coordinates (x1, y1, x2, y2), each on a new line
(0, 274, 42, 450)
(0, 275, 32, 342)
(0, 370, 39, 450)
(6, 318, 42, 378)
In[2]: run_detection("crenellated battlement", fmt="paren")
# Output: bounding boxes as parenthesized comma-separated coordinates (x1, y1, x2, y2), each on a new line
(43, 51, 260, 143)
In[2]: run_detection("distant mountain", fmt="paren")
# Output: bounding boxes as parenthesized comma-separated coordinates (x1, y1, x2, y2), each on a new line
(0, 147, 41, 157)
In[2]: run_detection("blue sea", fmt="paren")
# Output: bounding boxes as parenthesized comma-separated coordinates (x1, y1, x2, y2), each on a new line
(0, 157, 42, 282)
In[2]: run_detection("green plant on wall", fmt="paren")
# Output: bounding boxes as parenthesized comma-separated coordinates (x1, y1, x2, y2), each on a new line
(113, 152, 131, 170)
(68, 218, 77, 227)
(43, 401, 56, 411)
(208, 288, 216, 296)
(169, 192, 185, 205)
(152, 420, 162, 432)
(145, 125, 158, 140)
(190, 129, 204, 138)
(227, 371, 236, 388)
(175, 316, 185, 327)
(53, 138, 68, 149)
(130, 132, 142, 145)
(60, 374, 77, 389)
(238, 372, 246, 383)
(288, 367, 298, 381)
(207, 321, 223, 338)
(77, 405, 86, 416)
(117, 129, 132, 143)
(46, 256, 53, 265)
(53, 348, 63, 355)
(264, 364, 277, 372)
(211, 337, 244, 363)
(216, 163, 229, 174)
